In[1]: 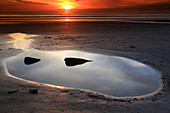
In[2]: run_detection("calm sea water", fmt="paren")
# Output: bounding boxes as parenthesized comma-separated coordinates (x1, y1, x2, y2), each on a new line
(0, 13, 170, 24)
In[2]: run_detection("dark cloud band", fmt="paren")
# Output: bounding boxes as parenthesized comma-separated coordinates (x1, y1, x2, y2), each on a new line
(14, 0, 48, 5)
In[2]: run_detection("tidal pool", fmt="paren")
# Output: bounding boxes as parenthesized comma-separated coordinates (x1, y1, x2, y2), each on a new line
(6, 50, 161, 97)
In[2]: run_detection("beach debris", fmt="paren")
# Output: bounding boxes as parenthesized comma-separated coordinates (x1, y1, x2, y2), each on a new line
(24, 57, 41, 65)
(151, 97, 156, 102)
(61, 89, 69, 93)
(129, 45, 136, 48)
(69, 93, 74, 95)
(29, 89, 38, 94)
(64, 57, 92, 67)
(87, 92, 131, 102)
(44, 36, 52, 39)
(87, 93, 106, 99)
(8, 90, 19, 94)
(134, 98, 138, 100)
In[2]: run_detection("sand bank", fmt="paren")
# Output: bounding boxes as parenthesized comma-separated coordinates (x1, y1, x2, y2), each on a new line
(0, 21, 170, 112)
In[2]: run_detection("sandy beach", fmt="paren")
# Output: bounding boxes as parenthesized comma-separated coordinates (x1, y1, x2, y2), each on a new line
(0, 21, 170, 113)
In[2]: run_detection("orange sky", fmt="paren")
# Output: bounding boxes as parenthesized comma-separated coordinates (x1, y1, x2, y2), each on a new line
(0, 0, 170, 13)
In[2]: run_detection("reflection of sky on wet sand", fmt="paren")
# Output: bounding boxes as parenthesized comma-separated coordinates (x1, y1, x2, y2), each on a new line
(8, 33, 37, 50)
(6, 50, 160, 97)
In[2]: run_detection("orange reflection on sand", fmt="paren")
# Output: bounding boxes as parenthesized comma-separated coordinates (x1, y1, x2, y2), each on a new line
(8, 33, 37, 50)
(160, 74, 165, 88)
(45, 84, 65, 89)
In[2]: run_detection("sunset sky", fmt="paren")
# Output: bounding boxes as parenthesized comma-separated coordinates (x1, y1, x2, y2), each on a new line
(0, 0, 170, 14)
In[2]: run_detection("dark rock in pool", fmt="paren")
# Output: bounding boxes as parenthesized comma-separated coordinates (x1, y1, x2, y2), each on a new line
(64, 57, 92, 67)
(24, 57, 41, 65)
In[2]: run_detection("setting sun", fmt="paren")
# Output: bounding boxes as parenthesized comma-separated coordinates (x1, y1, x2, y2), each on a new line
(63, 5, 72, 10)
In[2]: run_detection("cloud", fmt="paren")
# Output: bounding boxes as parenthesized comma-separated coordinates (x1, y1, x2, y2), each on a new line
(11, 0, 79, 7)
(113, 1, 170, 11)
(10, 0, 170, 9)
(1, 0, 170, 12)
(13, 0, 48, 5)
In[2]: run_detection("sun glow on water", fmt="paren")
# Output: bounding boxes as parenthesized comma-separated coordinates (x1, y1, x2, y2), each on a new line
(65, 19, 70, 21)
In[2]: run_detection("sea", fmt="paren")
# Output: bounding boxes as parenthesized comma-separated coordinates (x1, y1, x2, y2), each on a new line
(0, 12, 170, 24)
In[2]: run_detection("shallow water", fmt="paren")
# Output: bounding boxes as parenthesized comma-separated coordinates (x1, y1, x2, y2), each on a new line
(6, 50, 160, 97)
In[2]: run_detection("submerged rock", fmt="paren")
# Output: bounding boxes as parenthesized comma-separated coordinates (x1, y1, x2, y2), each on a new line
(64, 57, 92, 67)
(24, 57, 41, 65)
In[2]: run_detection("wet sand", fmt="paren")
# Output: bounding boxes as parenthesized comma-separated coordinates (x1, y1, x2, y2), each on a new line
(0, 21, 170, 112)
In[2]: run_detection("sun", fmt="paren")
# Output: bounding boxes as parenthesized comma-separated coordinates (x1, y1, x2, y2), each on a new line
(63, 5, 72, 10)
